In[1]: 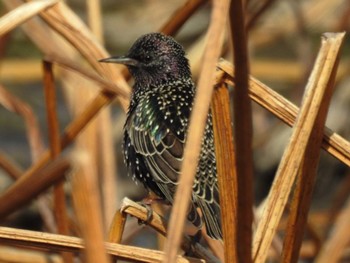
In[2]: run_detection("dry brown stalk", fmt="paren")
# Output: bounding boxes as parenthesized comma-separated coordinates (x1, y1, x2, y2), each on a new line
(211, 81, 237, 262)
(252, 32, 345, 263)
(217, 59, 350, 167)
(43, 61, 72, 262)
(30, 0, 130, 110)
(229, 0, 254, 261)
(71, 152, 110, 263)
(163, 1, 230, 262)
(281, 32, 344, 263)
(108, 198, 220, 263)
(0, 0, 58, 36)
(0, 227, 204, 263)
(160, 0, 207, 35)
(0, 157, 70, 218)
(0, 245, 62, 263)
(0, 152, 22, 179)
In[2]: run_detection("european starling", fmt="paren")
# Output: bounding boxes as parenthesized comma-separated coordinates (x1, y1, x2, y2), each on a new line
(100, 33, 222, 239)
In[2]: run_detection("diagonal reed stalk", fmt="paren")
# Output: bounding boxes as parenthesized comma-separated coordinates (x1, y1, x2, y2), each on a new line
(217, 60, 350, 167)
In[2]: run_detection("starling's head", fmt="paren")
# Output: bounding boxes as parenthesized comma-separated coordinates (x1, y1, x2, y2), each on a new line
(99, 33, 191, 85)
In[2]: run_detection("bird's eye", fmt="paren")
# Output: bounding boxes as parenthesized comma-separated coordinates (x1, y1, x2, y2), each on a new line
(144, 54, 152, 63)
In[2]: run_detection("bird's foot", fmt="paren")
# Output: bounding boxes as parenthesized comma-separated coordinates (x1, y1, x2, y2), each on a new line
(137, 196, 168, 225)
(137, 203, 153, 225)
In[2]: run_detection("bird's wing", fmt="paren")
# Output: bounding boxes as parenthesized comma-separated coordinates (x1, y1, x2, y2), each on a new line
(127, 86, 191, 185)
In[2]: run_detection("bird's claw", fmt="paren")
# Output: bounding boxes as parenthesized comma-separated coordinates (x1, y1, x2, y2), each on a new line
(137, 203, 153, 225)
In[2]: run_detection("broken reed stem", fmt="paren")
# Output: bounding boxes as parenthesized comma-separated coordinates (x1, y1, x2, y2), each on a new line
(229, 0, 254, 262)
(108, 198, 220, 263)
(281, 32, 344, 263)
(217, 59, 350, 167)
(159, 0, 206, 35)
(163, 1, 230, 262)
(71, 152, 110, 263)
(211, 82, 238, 262)
(0, 227, 204, 263)
(0, 0, 58, 36)
(252, 32, 345, 263)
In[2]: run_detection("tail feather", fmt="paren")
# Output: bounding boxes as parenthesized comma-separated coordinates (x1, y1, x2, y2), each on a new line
(197, 199, 222, 240)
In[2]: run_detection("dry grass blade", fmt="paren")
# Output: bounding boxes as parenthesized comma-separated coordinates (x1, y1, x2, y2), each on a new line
(252, 32, 345, 263)
(163, 1, 230, 262)
(229, 0, 254, 261)
(71, 152, 110, 263)
(281, 32, 344, 263)
(211, 81, 237, 262)
(0, 157, 70, 218)
(217, 60, 350, 167)
(0, 0, 58, 36)
(0, 227, 205, 263)
(315, 197, 350, 263)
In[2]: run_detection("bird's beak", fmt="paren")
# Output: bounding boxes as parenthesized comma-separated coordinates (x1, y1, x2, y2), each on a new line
(98, 56, 138, 66)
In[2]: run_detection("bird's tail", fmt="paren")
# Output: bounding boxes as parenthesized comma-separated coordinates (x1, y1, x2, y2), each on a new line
(197, 199, 222, 240)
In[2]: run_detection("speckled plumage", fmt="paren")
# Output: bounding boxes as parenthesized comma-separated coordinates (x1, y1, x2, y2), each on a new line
(101, 33, 222, 239)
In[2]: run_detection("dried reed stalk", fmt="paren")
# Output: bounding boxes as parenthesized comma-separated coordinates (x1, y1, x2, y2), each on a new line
(163, 0, 230, 262)
(211, 82, 237, 262)
(0, 152, 22, 179)
(281, 32, 344, 263)
(217, 60, 350, 167)
(229, 0, 254, 262)
(160, 0, 206, 35)
(0, 157, 70, 218)
(86, 0, 117, 228)
(0, 0, 58, 36)
(252, 32, 345, 263)
(71, 152, 110, 263)
(0, 227, 204, 263)
(87, 0, 103, 43)
(0, 246, 62, 263)
(43, 61, 72, 262)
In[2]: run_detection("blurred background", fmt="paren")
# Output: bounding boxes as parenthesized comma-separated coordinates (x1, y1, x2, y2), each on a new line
(0, 0, 350, 257)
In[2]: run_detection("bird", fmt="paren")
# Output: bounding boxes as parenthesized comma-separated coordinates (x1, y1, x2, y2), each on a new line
(99, 32, 222, 240)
